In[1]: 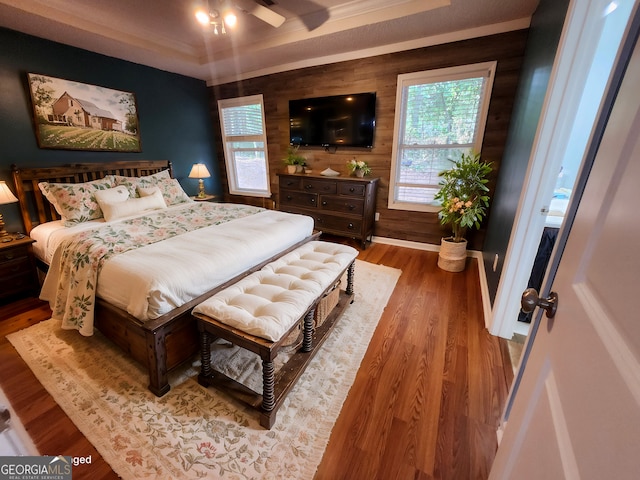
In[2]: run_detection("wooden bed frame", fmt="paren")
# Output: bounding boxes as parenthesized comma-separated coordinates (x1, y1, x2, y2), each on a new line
(12, 160, 318, 396)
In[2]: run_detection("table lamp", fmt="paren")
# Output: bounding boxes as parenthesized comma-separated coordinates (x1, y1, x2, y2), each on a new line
(188, 163, 211, 199)
(0, 180, 19, 242)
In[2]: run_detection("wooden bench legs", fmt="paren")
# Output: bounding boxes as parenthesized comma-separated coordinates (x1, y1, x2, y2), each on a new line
(195, 260, 356, 429)
(261, 359, 275, 413)
(197, 305, 321, 429)
(302, 308, 314, 353)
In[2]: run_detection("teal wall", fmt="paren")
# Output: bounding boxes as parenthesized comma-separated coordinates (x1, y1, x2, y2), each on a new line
(0, 27, 220, 233)
(482, 0, 570, 302)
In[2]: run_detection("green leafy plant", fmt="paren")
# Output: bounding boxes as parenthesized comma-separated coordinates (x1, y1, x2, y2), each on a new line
(434, 152, 492, 243)
(346, 158, 371, 175)
(283, 145, 306, 166)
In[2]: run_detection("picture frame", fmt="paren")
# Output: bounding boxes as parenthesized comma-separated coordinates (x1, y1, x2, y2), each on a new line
(27, 73, 141, 152)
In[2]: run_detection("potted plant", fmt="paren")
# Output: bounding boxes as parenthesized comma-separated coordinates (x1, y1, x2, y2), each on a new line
(433, 152, 492, 272)
(347, 158, 371, 177)
(283, 146, 306, 173)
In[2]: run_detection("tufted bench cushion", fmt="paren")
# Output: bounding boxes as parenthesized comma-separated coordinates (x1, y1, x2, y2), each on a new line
(192, 241, 358, 342)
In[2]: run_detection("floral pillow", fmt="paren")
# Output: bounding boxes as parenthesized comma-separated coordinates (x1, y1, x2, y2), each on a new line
(113, 170, 171, 198)
(38, 176, 116, 226)
(136, 179, 192, 206)
(153, 178, 192, 206)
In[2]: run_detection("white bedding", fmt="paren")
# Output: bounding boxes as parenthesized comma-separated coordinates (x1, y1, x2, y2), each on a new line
(31, 219, 105, 265)
(37, 203, 314, 331)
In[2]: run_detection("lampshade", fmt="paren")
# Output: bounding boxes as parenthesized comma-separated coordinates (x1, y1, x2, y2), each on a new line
(0, 181, 18, 240)
(188, 163, 211, 179)
(0, 181, 18, 205)
(189, 164, 211, 199)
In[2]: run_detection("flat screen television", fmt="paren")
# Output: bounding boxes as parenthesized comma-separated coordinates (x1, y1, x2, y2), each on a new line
(289, 92, 376, 148)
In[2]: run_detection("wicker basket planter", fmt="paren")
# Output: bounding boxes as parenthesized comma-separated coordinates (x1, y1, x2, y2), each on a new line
(437, 237, 468, 272)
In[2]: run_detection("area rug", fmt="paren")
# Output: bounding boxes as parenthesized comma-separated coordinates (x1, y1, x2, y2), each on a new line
(8, 260, 400, 480)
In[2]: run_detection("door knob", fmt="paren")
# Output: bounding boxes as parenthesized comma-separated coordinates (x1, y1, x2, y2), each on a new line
(521, 288, 558, 318)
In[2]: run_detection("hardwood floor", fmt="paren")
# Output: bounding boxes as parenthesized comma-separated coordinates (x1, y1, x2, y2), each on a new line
(0, 297, 118, 479)
(0, 242, 512, 480)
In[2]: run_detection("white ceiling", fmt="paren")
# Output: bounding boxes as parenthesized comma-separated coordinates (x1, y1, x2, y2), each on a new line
(0, 0, 540, 85)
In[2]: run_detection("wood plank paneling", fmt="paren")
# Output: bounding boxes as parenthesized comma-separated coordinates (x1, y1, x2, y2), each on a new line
(210, 30, 528, 249)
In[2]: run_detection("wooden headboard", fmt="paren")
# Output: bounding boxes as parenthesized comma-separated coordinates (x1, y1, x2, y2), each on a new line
(12, 160, 172, 234)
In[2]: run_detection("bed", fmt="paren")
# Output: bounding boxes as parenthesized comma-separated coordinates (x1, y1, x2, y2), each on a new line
(12, 160, 317, 396)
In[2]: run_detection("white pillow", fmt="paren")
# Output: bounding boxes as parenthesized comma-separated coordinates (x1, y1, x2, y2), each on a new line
(94, 185, 130, 206)
(100, 188, 167, 222)
(137, 186, 162, 198)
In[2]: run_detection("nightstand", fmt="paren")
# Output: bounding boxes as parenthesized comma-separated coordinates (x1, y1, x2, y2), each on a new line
(191, 194, 218, 202)
(0, 234, 39, 302)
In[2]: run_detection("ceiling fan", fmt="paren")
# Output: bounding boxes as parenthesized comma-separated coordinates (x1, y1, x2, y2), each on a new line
(195, 0, 286, 34)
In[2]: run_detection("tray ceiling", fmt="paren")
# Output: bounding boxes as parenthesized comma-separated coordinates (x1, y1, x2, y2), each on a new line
(0, 0, 539, 85)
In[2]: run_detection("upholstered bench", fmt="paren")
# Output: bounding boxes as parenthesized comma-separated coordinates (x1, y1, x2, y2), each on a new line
(192, 240, 358, 429)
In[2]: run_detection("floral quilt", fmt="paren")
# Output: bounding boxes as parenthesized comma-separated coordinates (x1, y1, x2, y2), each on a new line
(49, 202, 263, 336)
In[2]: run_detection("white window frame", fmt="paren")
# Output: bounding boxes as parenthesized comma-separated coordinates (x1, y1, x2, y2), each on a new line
(388, 61, 496, 212)
(218, 94, 271, 197)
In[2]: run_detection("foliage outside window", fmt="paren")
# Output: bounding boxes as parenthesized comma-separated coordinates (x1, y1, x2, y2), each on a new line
(388, 62, 496, 212)
(218, 95, 271, 197)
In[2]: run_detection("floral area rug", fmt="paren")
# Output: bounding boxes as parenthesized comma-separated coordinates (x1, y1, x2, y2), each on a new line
(8, 260, 400, 479)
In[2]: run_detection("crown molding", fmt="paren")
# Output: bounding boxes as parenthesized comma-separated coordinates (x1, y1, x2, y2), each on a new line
(206, 17, 531, 85)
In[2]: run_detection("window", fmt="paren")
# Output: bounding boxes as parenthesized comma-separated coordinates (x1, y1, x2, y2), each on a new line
(388, 62, 496, 212)
(218, 94, 271, 197)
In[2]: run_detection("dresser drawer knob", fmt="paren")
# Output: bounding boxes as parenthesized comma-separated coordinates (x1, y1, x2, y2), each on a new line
(286, 195, 292, 200)
(349, 187, 355, 192)
(310, 198, 315, 204)
(8, 264, 23, 273)
(348, 223, 354, 229)
(305, 184, 312, 190)
(322, 201, 327, 206)
(347, 204, 355, 210)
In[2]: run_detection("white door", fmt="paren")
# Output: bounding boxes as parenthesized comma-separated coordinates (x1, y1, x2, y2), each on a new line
(489, 0, 636, 340)
(489, 18, 640, 480)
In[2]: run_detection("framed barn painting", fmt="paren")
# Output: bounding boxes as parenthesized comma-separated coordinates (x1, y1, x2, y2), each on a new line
(27, 73, 141, 152)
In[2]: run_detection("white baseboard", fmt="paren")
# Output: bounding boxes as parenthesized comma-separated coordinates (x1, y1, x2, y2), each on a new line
(371, 236, 492, 328)
(371, 236, 440, 252)
(513, 320, 531, 337)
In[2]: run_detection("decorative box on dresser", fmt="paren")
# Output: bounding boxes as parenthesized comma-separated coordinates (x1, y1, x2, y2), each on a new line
(277, 173, 379, 248)
(0, 235, 39, 303)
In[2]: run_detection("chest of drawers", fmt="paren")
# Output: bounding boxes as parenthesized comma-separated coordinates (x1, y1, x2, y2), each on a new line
(0, 235, 39, 302)
(277, 173, 379, 248)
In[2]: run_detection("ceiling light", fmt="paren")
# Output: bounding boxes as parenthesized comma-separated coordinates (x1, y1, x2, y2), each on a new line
(223, 11, 237, 28)
(195, 2, 237, 34)
(195, 8, 211, 26)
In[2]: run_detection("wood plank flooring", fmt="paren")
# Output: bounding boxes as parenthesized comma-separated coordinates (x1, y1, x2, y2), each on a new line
(0, 242, 512, 480)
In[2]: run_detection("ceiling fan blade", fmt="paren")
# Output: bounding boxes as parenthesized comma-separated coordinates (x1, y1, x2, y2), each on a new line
(233, 0, 285, 28)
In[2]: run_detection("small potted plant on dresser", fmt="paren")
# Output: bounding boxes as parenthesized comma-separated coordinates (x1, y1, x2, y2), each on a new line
(433, 152, 492, 272)
(283, 146, 306, 173)
(346, 158, 372, 177)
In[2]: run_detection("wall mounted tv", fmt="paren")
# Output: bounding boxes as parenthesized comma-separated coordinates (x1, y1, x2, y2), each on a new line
(289, 92, 376, 149)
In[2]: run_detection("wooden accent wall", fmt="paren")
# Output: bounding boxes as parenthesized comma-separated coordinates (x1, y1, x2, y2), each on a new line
(209, 29, 529, 249)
